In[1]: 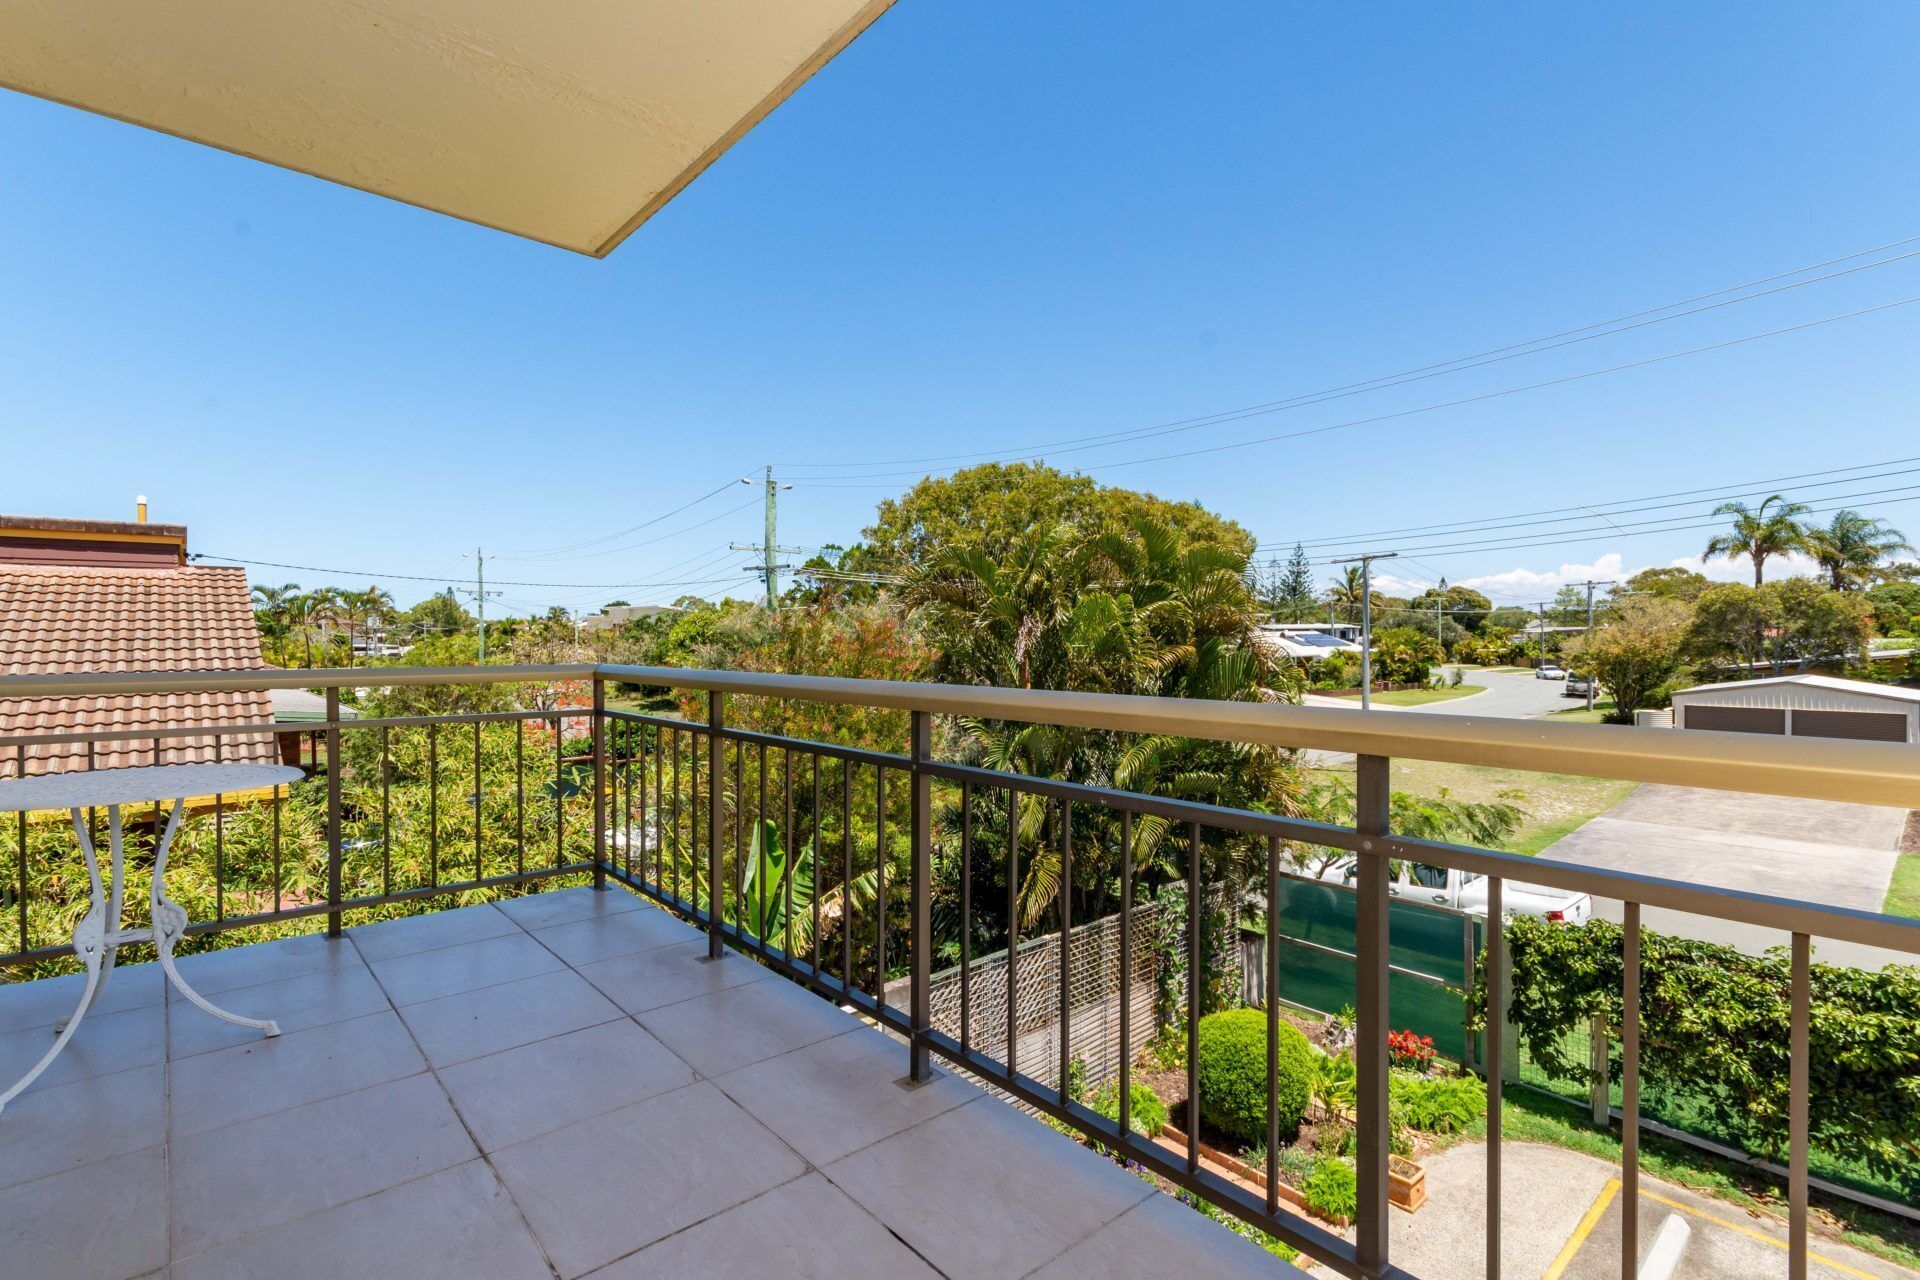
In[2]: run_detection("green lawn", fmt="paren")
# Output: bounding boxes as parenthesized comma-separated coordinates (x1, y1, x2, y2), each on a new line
(1885, 850, 1920, 918)
(1313, 757, 1637, 857)
(1544, 698, 1618, 724)
(1366, 684, 1486, 707)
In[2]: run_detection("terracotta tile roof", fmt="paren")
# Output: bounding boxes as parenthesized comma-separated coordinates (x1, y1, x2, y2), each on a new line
(0, 565, 278, 775)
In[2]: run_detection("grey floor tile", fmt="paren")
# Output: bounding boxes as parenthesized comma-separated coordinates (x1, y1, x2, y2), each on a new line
(1029, 1190, 1307, 1279)
(346, 902, 519, 962)
(824, 1097, 1154, 1280)
(0, 999, 163, 1091)
(170, 1073, 477, 1259)
(169, 1010, 425, 1136)
(397, 967, 620, 1068)
(593, 1173, 941, 1279)
(167, 964, 390, 1060)
(529, 906, 701, 966)
(493, 884, 643, 932)
(0, 962, 163, 1035)
(636, 973, 853, 1077)
(438, 1019, 694, 1152)
(492, 1082, 804, 1278)
(577, 937, 775, 1014)
(0, 1146, 168, 1280)
(170, 1160, 550, 1280)
(168, 932, 359, 998)
(367, 931, 563, 1006)
(715, 1023, 978, 1165)
(0, 1063, 164, 1190)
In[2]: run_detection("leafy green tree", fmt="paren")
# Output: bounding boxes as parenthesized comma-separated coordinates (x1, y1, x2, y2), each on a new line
(398, 590, 474, 644)
(1620, 566, 1711, 603)
(1703, 494, 1811, 586)
(1369, 626, 1442, 685)
(1264, 543, 1318, 621)
(1803, 510, 1913, 590)
(1689, 580, 1873, 675)
(1563, 596, 1692, 720)
(1867, 582, 1920, 636)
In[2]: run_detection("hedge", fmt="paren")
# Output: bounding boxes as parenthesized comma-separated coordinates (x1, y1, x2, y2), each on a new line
(1483, 915, 1920, 1192)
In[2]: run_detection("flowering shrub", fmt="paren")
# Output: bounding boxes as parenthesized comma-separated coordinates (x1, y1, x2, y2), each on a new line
(1387, 1029, 1435, 1072)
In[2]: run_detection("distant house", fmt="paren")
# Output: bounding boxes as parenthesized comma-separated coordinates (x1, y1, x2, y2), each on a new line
(580, 603, 679, 633)
(0, 510, 278, 775)
(1670, 673, 1920, 743)
(1253, 622, 1365, 660)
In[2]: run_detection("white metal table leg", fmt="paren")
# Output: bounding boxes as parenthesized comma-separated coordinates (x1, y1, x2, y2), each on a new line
(54, 805, 123, 1034)
(0, 806, 111, 1115)
(150, 798, 280, 1037)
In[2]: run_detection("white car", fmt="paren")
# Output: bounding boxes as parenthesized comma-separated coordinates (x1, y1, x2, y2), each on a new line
(1535, 663, 1567, 680)
(1313, 858, 1593, 923)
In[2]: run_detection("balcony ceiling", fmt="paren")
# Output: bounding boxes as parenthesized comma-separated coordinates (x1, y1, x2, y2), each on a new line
(0, 0, 895, 256)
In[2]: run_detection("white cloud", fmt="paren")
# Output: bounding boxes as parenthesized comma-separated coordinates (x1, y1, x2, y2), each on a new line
(1366, 548, 1830, 605)
(1662, 550, 1824, 585)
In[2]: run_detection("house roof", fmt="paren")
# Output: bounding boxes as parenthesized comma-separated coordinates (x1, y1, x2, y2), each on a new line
(1670, 673, 1920, 705)
(0, 0, 896, 257)
(0, 564, 277, 774)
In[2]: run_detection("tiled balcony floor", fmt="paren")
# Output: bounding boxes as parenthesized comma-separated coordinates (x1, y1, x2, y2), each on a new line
(0, 888, 1302, 1280)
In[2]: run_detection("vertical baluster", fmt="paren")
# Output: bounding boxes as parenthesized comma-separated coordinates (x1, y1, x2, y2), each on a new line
(842, 757, 853, 995)
(428, 722, 440, 888)
(811, 755, 822, 976)
(385, 726, 395, 895)
(325, 689, 343, 936)
(1266, 833, 1281, 1215)
(960, 780, 974, 1056)
(1186, 820, 1201, 1174)
(671, 728, 682, 904)
(757, 741, 769, 941)
(592, 678, 607, 891)
(733, 742, 746, 935)
(1486, 877, 1505, 1280)
(783, 747, 795, 963)
(874, 765, 887, 1008)
(214, 734, 225, 922)
(1118, 807, 1132, 1142)
(1058, 799, 1072, 1104)
(1007, 788, 1020, 1084)
(706, 696, 725, 959)
(272, 771, 284, 914)
(513, 720, 524, 880)
(1353, 754, 1392, 1275)
(909, 711, 931, 1081)
(474, 719, 485, 884)
(15, 745, 27, 953)
(1790, 931, 1810, 1280)
(1623, 902, 1642, 1280)
(553, 714, 564, 870)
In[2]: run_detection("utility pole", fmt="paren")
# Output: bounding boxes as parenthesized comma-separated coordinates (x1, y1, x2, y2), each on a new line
(1537, 601, 1549, 674)
(460, 548, 502, 662)
(1576, 579, 1618, 712)
(1333, 552, 1398, 711)
(732, 466, 800, 611)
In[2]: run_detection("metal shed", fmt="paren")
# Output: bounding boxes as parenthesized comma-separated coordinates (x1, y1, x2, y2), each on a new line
(1670, 673, 1920, 743)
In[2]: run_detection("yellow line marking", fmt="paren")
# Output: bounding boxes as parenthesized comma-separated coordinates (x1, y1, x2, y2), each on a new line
(1639, 1189, 1880, 1280)
(1542, 1177, 1621, 1280)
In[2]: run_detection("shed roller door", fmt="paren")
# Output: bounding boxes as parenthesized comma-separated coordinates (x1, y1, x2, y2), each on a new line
(1684, 706, 1786, 734)
(1792, 709, 1909, 742)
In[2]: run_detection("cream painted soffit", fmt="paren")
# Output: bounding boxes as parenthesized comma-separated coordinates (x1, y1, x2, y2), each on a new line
(0, 0, 896, 256)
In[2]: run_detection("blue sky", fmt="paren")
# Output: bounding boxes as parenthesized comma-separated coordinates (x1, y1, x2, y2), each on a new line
(4, 3, 1919, 616)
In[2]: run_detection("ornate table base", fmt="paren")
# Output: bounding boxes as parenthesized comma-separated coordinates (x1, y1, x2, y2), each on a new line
(0, 799, 280, 1115)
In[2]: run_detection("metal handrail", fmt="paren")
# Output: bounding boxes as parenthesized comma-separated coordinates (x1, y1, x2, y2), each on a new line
(2, 660, 1918, 804)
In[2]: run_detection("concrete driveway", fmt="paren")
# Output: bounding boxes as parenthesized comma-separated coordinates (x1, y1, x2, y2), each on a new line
(1543, 785, 1908, 968)
(1304, 667, 1573, 720)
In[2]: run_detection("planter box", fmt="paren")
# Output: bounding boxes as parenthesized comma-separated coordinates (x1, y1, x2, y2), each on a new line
(1157, 1122, 1352, 1229)
(1389, 1155, 1426, 1212)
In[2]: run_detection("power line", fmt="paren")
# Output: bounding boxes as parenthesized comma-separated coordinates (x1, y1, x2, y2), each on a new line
(492, 479, 741, 560)
(777, 234, 1920, 475)
(1254, 454, 1920, 551)
(196, 553, 761, 592)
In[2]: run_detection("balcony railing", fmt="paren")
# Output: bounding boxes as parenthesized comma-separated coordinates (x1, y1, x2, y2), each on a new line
(4, 661, 1918, 1280)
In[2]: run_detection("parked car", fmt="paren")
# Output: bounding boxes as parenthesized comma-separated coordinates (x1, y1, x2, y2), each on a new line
(1313, 858, 1593, 923)
(1535, 663, 1567, 680)
(1564, 673, 1594, 698)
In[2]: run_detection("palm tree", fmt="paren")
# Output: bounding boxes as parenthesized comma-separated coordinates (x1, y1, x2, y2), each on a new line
(250, 583, 299, 665)
(1803, 510, 1913, 590)
(294, 587, 342, 668)
(1323, 566, 1366, 622)
(1703, 494, 1811, 586)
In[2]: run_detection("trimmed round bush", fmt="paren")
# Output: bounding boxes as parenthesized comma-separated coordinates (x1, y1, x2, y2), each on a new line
(1195, 1008, 1313, 1144)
